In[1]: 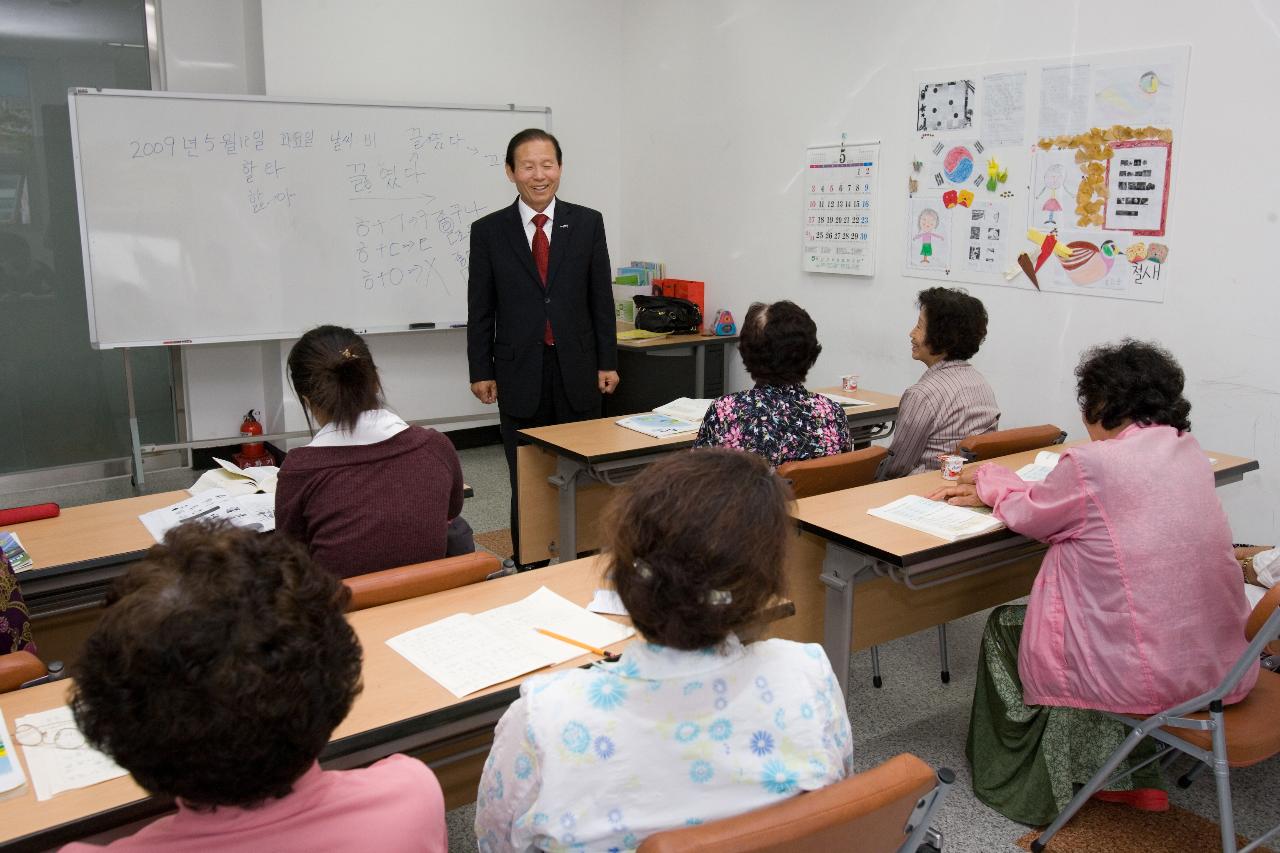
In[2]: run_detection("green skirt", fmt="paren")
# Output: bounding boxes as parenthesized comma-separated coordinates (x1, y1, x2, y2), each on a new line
(966, 605, 1164, 825)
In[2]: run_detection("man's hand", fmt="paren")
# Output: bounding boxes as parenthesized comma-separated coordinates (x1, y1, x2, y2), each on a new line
(598, 370, 620, 394)
(470, 380, 498, 404)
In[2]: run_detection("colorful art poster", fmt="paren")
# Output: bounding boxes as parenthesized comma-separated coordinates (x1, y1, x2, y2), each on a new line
(803, 142, 879, 276)
(1028, 148, 1079, 230)
(906, 195, 952, 272)
(964, 201, 1009, 274)
(1090, 63, 1180, 128)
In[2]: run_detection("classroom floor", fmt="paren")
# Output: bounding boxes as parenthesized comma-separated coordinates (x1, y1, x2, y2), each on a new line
(7, 445, 1275, 851)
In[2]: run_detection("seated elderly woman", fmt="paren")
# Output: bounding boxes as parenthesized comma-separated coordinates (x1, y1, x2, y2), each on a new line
(64, 523, 446, 852)
(881, 287, 1000, 478)
(475, 449, 853, 851)
(930, 340, 1255, 823)
(693, 300, 851, 465)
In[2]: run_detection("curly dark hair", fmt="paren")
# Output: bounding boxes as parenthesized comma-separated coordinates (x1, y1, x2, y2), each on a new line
(1075, 339, 1191, 432)
(71, 522, 362, 809)
(917, 287, 988, 361)
(738, 300, 822, 386)
(605, 449, 791, 650)
(288, 325, 384, 433)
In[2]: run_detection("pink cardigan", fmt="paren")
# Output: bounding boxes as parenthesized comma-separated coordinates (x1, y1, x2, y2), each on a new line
(975, 424, 1256, 714)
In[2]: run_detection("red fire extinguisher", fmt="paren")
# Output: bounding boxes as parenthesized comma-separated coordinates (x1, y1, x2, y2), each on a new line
(233, 409, 272, 469)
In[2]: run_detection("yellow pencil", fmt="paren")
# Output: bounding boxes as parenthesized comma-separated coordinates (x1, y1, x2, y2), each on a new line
(536, 627, 608, 656)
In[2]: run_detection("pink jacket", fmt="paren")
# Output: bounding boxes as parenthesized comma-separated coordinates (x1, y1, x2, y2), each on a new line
(975, 424, 1256, 714)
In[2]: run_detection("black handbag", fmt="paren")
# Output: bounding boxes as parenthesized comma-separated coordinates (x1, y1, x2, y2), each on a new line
(633, 295, 702, 334)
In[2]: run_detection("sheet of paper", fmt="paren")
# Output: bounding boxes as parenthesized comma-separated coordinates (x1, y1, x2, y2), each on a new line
(963, 201, 1009, 274)
(1016, 451, 1061, 481)
(476, 586, 634, 664)
(139, 490, 276, 542)
(1090, 62, 1179, 128)
(917, 79, 975, 131)
(0, 711, 26, 796)
(1105, 141, 1170, 233)
(615, 414, 700, 438)
(981, 71, 1026, 146)
(652, 398, 716, 422)
(817, 392, 872, 407)
(587, 589, 629, 617)
(867, 495, 1004, 542)
(17, 706, 127, 801)
(1038, 64, 1091, 139)
(386, 613, 551, 699)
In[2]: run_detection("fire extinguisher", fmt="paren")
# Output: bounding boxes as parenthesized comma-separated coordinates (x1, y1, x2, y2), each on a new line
(232, 409, 272, 469)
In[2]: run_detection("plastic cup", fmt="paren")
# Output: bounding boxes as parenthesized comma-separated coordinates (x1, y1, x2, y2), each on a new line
(841, 374, 860, 392)
(939, 455, 965, 481)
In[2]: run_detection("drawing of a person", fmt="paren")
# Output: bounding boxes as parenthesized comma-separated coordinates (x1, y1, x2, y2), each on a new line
(913, 208, 943, 264)
(1038, 164, 1068, 225)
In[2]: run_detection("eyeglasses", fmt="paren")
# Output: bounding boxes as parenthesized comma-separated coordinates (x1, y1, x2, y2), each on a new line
(14, 722, 86, 750)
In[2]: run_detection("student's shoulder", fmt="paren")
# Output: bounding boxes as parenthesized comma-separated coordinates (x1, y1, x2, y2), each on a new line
(472, 202, 517, 231)
(350, 754, 444, 801)
(749, 638, 837, 678)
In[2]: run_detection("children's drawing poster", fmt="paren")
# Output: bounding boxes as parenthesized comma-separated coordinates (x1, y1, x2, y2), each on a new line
(904, 45, 1188, 303)
(803, 142, 879, 276)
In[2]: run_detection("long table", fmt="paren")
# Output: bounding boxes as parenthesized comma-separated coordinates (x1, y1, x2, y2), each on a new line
(0, 556, 626, 851)
(516, 387, 900, 564)
(774, 443, 1260, 695)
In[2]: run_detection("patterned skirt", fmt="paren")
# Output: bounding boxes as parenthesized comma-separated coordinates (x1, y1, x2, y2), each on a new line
(966, 605, 1163, 825)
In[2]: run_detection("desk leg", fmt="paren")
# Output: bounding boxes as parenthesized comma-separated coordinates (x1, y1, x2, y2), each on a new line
(819, 545, 876, 697)
(694, 346, 706, 397)
(549, 457, 584, 564)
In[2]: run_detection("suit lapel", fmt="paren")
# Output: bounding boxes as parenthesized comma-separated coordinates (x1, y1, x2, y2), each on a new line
(500, 199, 543, 289)
(545, 201, 574, 292)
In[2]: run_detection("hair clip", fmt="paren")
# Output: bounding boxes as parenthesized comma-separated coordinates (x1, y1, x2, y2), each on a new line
(633, 559, 653, 581)
(341, 347, 358, 360)
(705, 589, 732, 606)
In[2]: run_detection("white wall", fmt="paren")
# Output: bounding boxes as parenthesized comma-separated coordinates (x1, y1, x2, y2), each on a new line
(618, 0, 1280, 539)
(258, 0, 624, 433)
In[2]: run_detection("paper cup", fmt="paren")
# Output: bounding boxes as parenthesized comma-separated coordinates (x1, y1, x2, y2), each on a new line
(939, 455, 964, 481)
(840, 374, 860, 392)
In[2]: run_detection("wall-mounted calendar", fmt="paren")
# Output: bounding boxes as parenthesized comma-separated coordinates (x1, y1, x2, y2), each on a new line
(802, 141, 880, 276)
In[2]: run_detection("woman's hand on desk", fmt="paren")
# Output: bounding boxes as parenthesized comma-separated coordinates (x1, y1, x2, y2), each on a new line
(927, 481, 989, 508)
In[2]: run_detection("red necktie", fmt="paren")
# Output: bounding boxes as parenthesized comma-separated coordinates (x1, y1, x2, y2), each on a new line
(532, 213, 554, 345)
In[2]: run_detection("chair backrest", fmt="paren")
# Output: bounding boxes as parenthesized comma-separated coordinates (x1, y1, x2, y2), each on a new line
(957, 424, 1066, 463)
(776, 446, 889, 499)
(343, 551, 501, 612)
(636, 753, 941, 853)
(0, 651, 47, 693)
(1246, 584, 1280, 656)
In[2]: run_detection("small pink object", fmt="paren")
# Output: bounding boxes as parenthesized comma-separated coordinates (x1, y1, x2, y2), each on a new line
(939, 455, 964, 481)
(840, 374, 860, 392)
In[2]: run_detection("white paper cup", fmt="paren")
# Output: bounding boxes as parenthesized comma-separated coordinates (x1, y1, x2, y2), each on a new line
(939, 455, 965, 481)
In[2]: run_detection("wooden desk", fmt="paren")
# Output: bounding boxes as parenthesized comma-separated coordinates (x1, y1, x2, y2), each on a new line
(0, 556, 625, 851)
(516, 388, 901, 564)
(778, 444, 1260, 695)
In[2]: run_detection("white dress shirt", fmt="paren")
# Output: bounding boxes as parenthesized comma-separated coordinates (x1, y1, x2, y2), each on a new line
(517, 196, 557, 250)
(475, 635, 853, 852)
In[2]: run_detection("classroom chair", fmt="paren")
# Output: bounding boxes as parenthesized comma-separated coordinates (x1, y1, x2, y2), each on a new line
(343, 552, 507, 612)
(1032, 585, 1280, 853)
(637, 753, 953, 853)
(776, 447, 889, 500)
(956, 423, 1066, 463)
(0, 651, 52, 693)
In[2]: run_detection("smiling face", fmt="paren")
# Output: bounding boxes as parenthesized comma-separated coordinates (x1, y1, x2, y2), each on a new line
(909, 309, 942, 365)
(918, 209, 939, 233)
(506, 139, 561, 212)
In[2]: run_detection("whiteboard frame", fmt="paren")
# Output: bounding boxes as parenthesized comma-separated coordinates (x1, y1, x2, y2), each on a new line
(67, 87, 553, 348)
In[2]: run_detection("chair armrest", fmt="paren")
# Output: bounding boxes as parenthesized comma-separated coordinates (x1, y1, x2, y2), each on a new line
(0, 651, 47, 693)
(344, 552, 501, 612)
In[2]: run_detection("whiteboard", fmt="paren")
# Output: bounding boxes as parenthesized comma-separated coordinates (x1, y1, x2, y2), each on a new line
(67, 89, 550, 348)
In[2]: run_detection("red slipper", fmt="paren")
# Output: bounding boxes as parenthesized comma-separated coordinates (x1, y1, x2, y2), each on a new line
(1091, 788, 1170, 812)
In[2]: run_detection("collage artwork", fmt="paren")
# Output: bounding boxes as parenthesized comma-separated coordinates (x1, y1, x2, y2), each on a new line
(904, 46, 1188, 302)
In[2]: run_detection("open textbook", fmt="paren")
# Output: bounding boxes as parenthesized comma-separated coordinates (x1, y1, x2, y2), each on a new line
(189, 457, 279, 496)
(139, 490, 276, 542)
(615, 413, 700, 438)
(867, 495, 1004, 542)
(817, 391, 873, 407)
(651, 397, 716, 422)
(387, 586, 634, 698)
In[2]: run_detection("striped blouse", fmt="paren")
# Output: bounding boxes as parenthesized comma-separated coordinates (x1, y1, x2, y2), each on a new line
(882, 360, 999, 479)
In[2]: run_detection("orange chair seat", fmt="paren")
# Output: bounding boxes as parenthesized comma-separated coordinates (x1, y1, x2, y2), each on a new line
(1155, 669, 1280, 768)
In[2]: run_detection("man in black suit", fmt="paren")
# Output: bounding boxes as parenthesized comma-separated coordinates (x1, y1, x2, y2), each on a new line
(467, 129, 619, 561)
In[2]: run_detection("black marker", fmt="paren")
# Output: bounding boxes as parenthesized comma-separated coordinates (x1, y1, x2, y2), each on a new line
(409, 322, 436, 329)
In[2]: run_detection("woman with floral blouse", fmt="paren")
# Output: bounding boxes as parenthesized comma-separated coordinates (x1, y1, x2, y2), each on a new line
(693, 300, 850, 466)
(475, 449, 853, 852)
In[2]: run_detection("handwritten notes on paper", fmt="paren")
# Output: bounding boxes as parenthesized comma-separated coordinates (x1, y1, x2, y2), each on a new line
(1038, 64, 1091, 139)
(17, 707, 128, 801)
(981, 72, 1026, 146)
(387, 587, 634, 698)
(867, 495, 1004, 542)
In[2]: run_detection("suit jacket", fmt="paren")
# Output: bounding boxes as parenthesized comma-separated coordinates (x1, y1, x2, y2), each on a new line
(467, 198, 617, 418)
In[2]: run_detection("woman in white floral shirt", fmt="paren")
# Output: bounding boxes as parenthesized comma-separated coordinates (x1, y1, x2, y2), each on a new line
(475, 449, 853, 852)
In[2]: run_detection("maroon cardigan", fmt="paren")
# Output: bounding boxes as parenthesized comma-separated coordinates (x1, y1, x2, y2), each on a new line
(274, 427, 464, 579)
